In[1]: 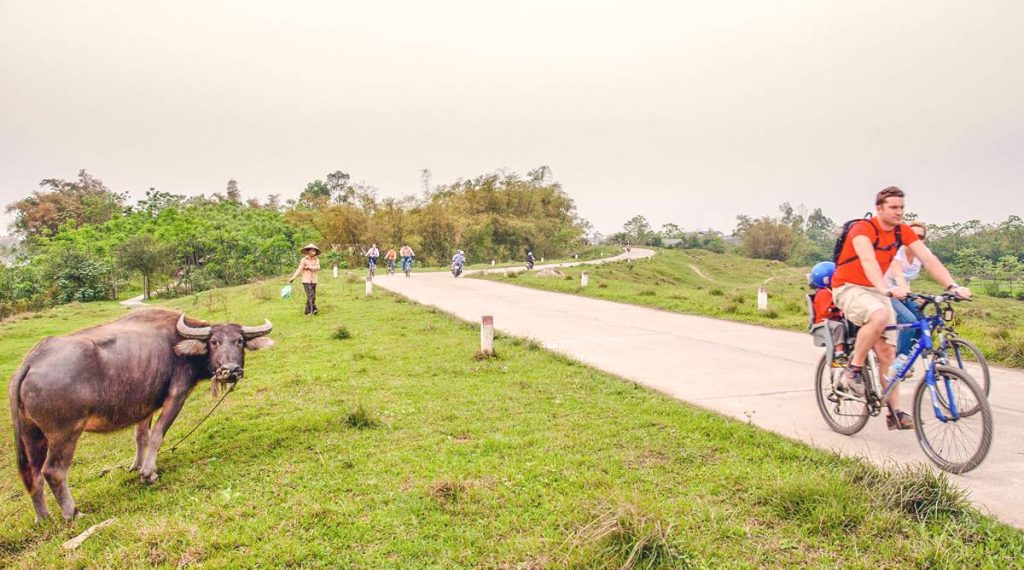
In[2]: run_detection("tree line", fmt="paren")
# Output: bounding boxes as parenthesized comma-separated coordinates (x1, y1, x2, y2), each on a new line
(1, 167, 588, 318)
(613, 205, 1024, 297)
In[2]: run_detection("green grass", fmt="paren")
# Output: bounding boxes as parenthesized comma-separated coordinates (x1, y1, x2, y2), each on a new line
(2, 278, 1023, 566)
(475, 248, 1024, 368)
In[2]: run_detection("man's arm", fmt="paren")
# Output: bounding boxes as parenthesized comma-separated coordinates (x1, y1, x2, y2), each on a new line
(852, 235, 906, 298)
(906, 241, 972, 298)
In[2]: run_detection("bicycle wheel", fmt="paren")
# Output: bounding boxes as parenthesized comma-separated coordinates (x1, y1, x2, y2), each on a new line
(814, 354, 869, 435)
(946, 337, 990, 399)
(912, 366, 993, 474)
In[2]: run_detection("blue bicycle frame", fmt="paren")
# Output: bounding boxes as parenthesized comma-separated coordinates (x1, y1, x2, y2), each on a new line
(877, 313, 960, 422)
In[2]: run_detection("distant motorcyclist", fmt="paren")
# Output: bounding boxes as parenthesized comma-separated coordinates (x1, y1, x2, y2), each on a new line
(525, 250, 535, 270)
(451, 250, 466, 277)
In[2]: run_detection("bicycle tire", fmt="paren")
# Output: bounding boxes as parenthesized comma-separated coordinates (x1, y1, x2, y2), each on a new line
(912, 366, 993, 474)
(946, 337, 990, 400)
(814, 354, 869, 435)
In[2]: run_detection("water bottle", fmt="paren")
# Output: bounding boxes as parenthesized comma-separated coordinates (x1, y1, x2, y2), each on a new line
(888, 354, 910, 380)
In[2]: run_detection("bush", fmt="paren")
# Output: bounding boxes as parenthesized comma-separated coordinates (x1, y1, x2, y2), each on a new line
(41, 246, 111, 303)
(344, 403, 378, 429)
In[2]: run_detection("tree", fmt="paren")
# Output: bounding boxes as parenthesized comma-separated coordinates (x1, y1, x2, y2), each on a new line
(226, 179, 241, 202)
(622, 215, 652, 244)
(40, 244, 111, 303)
(741, 217, 796, 261)
(298, 180, 331, 208)
(326, 171, 354, 204)
(116, 235, 170, 300)
(660, 223, 684, 239)
(5, 170, 126, 239)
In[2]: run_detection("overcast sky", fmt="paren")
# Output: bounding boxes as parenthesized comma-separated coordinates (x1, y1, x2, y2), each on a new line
(1, 1, 1021, 237)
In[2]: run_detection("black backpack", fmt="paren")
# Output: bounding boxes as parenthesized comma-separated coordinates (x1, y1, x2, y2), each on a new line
(832, 214, 902, 267)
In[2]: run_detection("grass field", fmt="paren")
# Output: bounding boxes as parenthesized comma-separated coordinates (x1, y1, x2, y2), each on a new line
(475, 248, 1024, 368)
(2, 277, 1023, 567)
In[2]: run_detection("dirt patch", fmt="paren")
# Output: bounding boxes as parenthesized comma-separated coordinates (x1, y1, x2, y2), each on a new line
(537, 268, 566, 278)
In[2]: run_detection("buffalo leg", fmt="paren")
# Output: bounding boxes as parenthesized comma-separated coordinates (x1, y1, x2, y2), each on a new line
(23, 426, 51, 522)
(42, 430, 83, 521)
(139, 394, 188, 484)
(130, 414, 154, 471)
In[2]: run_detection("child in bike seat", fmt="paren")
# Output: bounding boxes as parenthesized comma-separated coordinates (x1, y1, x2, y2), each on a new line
(809, 261, 848, 366)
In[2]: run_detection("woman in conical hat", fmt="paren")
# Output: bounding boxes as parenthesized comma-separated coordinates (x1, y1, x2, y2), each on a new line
(289, 244, 321, 315)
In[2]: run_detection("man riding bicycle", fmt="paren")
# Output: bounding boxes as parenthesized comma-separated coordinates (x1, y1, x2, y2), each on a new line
(400, 244, 415, 276)
(365, 243, 380, 271)
(833, 186, 971, 430)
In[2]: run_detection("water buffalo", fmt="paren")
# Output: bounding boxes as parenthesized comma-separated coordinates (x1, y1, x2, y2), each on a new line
(8, 309, 273, 522)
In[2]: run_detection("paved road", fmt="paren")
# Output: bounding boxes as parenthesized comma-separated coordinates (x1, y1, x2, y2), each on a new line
(374, 249, 1024, 529)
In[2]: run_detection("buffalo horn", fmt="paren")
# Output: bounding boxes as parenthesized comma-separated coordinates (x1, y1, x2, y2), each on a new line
(241, 319, 273, 339)
(176, 314, 212, 340)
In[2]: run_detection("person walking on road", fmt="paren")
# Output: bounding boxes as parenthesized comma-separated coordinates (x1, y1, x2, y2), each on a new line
(289, 244, 321, 315)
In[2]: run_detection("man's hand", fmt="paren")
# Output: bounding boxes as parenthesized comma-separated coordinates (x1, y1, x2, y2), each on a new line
(953, 286, 972, 299)
(889, 285, 910, 300)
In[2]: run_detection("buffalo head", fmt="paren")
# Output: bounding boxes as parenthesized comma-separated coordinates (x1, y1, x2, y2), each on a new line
(174, 314, 274, 385)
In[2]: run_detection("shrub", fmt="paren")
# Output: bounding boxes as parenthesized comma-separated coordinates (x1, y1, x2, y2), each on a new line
(567, 502, 693, 568)
(332, 325, 352, 340)
(344, 403, 378, 429)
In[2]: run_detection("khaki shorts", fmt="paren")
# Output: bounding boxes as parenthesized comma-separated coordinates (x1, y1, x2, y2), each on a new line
(833, 284, 897, 345)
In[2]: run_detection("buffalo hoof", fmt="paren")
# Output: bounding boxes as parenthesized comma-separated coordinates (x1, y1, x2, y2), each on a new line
(62, 508, 83, 522)
(140, 471, 159, 484)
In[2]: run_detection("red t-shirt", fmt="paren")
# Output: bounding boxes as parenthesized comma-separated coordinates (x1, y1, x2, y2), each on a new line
(832, 218, 920, 288)
(812, 288, 843, 323)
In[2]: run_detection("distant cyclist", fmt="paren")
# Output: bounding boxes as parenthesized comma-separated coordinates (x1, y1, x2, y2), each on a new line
(832, 186, 971, 430)
(365, 243, 380, 272)
(384, 246, 397, 275)
(400, 244, 415, 277)
(525, 250, 535, 270)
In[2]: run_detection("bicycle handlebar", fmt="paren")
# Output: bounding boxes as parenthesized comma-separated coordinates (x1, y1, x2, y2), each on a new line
(906, 292, 971, 304)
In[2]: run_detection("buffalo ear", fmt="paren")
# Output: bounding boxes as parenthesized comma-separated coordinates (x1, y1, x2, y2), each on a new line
(246, 337, 275, 351)
(174, 339, 208, 356)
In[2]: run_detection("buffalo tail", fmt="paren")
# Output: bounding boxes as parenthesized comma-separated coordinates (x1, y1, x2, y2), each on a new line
(8, 362, 36, 493)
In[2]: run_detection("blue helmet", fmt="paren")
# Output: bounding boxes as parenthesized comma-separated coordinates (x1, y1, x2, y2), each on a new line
(809, 261, 836, 288)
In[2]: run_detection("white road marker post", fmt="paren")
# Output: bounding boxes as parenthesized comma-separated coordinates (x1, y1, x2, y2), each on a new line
(333, 264, 338, 278)
(491, 260, 495, 266)
(480, 316, 494, 356)
(581, 271, 589, 288)
(757, 286, 768, 311)
(365, 276, 373, 297)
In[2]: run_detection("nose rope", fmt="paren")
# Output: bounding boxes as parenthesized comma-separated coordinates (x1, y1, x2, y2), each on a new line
(168, 381, 237, 452)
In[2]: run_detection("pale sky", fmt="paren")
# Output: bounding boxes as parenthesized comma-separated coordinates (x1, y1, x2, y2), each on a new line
(1, 0, 1022, 237)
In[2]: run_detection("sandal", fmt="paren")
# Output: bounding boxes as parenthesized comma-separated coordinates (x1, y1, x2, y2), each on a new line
(886, 410, 915, 431)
